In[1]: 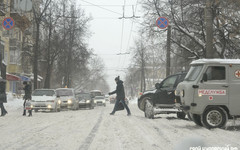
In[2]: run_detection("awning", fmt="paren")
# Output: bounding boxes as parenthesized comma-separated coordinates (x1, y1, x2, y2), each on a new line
(20, 76, 31, 81)
(6, 73, 20, 81)
(30, 75, 43, 81)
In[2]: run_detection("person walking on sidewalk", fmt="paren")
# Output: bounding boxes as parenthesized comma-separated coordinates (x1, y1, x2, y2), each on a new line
(23, 81, 32, 116)
(0, 79, 7, 117)
(109, 76, 131, 116)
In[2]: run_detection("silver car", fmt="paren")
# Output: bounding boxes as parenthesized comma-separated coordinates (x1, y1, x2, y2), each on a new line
(94, 96, 106, 106)
(31, 89, 61, 112)
(56, 88, 79, 110)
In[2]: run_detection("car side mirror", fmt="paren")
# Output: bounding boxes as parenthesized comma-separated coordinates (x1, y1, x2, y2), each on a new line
(155, 83, 161, 89)
(201, 73, 208, 83)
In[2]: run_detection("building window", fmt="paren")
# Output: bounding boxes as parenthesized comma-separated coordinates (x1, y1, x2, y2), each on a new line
(10, 50, 18, 64)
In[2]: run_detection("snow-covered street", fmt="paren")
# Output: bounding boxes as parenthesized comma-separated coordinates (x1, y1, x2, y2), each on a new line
(0, 97, 240, 150)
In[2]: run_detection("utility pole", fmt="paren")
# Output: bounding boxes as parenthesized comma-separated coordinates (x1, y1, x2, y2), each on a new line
(140, 40, 146, 92)
(166, 25, 171, 77)
(205, 0, 214, 58)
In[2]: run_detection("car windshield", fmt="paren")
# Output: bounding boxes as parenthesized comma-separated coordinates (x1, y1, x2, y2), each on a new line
(90, 91, 102, 97)
(184, 65, 203, 81)
(32, 90, 55, 96)
(56, 89, 73, 96)
(77, 93, 91, 100)
(95, 96, 104, 99)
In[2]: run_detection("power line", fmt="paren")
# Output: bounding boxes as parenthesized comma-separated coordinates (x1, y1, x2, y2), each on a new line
(80, 0, 122, 15)
(117, 0, 126, 70)
(121, 0, 139, 69)
(80, 5, 133, 7)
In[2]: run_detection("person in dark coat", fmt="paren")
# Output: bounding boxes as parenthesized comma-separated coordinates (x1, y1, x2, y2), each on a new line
(109, 76, 131, 116)
(23, 81, 32, 116)
(0, 79, 7, 116)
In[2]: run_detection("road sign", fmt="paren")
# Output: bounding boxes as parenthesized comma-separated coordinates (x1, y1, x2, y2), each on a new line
(2, 17, 15, 30)
(156, 17, 169, 29)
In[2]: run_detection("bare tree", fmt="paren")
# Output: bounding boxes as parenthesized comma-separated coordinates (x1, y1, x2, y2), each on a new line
(32, 0, 52, 89)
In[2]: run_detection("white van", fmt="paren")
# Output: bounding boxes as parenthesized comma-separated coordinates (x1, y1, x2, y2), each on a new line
(176, 59, 240, 129)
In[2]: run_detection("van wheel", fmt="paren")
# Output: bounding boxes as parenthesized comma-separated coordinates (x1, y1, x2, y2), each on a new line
(192, 114, 203, 126)
(144, 100, 154, 119)
(177, 112, 186, 119)
(201, 107, 228, 129)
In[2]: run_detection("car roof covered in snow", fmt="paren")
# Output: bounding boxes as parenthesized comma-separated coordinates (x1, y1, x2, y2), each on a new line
(191, 59, 240, 65)
(56, 88, 74, 90)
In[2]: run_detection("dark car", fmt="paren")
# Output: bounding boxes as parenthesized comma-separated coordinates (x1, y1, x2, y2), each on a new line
(76, 93, 94, 109)
(138, 72, 187, 119)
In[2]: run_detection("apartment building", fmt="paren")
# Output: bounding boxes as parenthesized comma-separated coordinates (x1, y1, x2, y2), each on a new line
(0, 0, 34, 94)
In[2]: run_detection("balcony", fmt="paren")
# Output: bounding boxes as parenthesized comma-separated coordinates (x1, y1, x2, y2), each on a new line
(10, 0, 31, 31)
(10, 38, 21, 50)
(0, 2, 6, 16)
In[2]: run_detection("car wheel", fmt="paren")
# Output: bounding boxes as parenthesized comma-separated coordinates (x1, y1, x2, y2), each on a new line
(201, 107, 228, 129)
(187, 112, 193, 121)
(34, 109, 39, 112)
(192, 114, 203, 126)
(76, 104, 79, 110)
(177, 112, 186, 119)
(140, 96, 151, 111)
(144, 100, 154, 119)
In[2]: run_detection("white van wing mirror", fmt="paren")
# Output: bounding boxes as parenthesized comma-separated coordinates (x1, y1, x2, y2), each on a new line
(201, 73, 208, 82)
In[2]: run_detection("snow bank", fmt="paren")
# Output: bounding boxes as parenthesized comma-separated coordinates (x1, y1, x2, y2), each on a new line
(4, 93, 23, 111)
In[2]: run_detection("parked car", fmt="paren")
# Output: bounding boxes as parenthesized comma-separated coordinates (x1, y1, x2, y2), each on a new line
(176, 59, 240, 129)
(76, 92, 94, 109)
(31, 89, 61, 112)
(56, 88, 79, 110)
(138, 72, 187, 119)
(94, 96, 106, 106)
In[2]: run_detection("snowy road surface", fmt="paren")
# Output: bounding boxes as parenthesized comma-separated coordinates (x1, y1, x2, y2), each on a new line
(0, 98, 240, 150)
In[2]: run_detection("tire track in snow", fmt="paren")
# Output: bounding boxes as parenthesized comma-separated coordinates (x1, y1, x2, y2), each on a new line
(79, 110, 103, 150)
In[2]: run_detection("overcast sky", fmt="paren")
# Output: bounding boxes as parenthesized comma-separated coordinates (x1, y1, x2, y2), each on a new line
(76, 0, 142, 90)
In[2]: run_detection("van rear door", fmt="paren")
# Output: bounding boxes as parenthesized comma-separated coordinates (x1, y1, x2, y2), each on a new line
(228, 65, 240, 116)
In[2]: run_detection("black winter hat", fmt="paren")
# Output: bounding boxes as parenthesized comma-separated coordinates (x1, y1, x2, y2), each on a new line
(115, 76, 120, 81)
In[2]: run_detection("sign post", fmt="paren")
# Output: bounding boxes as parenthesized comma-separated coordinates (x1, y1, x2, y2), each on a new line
(156, 17, 170, 77)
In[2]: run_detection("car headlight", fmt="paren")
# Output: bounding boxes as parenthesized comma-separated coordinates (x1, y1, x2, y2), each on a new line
(174, 90, 180, 96)
(58, 100, 61, 104)
(180, 90, 185, 97)
(67, 99, 72, 104)
(86, 100, 90, 103)
(47, 105, 52, 108)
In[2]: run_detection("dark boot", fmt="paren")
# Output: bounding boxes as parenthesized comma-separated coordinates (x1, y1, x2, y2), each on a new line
(23, 110, 26, 116)
(28, 110, 32, 117)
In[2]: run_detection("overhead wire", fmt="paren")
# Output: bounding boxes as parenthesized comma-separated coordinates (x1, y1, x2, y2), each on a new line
(116, 0, 126, 71)
(121, 0, 139, 70)
(79, 0, 122, 16)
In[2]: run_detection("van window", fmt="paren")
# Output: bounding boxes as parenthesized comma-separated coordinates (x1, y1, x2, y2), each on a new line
(185, 65, 203, 81)
(206, 66, 225, 80)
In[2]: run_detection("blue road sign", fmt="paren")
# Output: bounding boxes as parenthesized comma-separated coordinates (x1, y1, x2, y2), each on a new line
(156, 17, 169, 29)
(2, 17, 15, 30)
